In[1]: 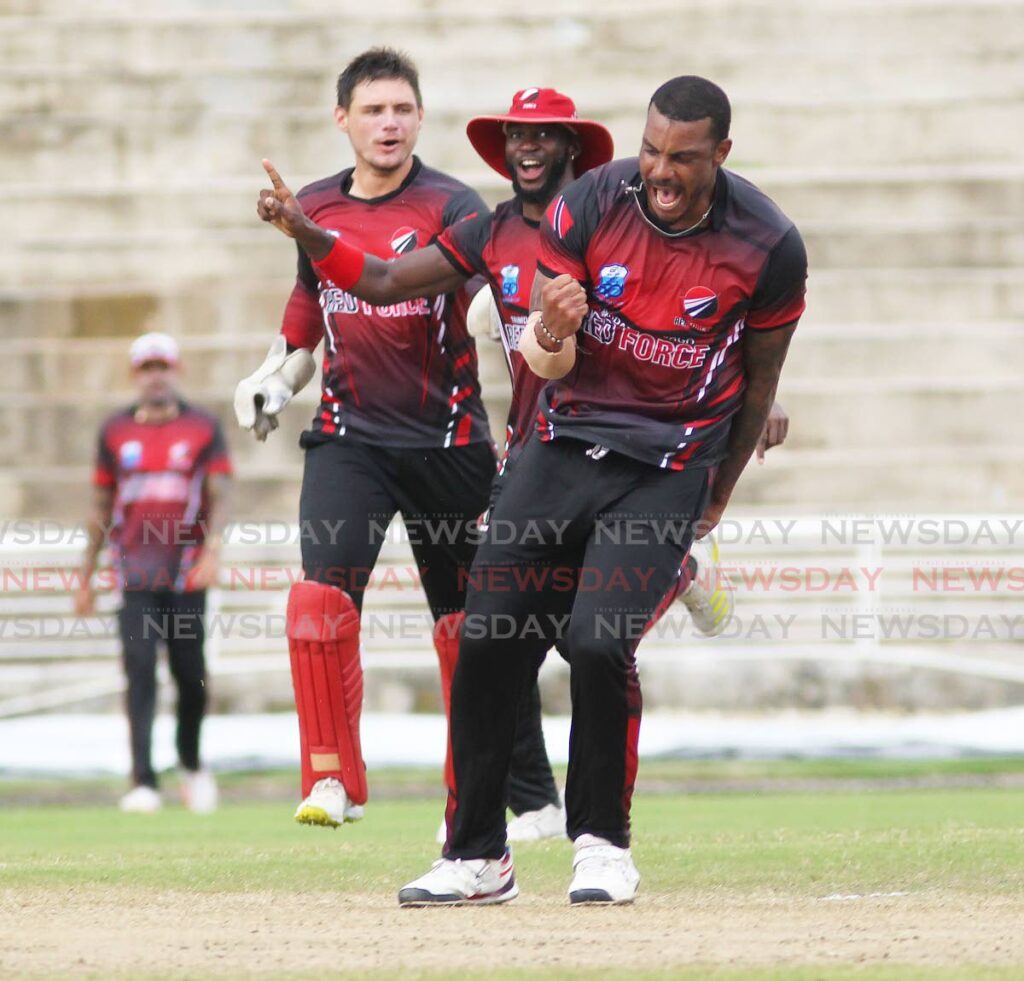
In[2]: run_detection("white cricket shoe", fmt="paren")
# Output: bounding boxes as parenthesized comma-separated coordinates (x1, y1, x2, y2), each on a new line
(568, 834, 640, 905)
(434, 800, 567, 844)
(180, 768, 218, 814)
(119, 785, 162, 814)
(399, 849, 518, 906)
(679, 531, 734, 637)
(294, 777, 364, 827)
(507, 802, 567, 842)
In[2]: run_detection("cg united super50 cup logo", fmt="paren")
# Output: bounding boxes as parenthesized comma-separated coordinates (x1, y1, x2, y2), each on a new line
(501, 264, 520, 299)
(390, 227, 418, 255)
(595, 264, 629, 300)
(119, 440, 142, 469)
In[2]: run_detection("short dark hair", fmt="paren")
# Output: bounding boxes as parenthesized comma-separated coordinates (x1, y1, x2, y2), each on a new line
(650, 76, 731, 143)
(336, 47, 422, 109)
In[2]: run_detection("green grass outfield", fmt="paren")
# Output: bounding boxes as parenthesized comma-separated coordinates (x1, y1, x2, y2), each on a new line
(2, 779, 1024, 895)
(2, 762, 1024, 978)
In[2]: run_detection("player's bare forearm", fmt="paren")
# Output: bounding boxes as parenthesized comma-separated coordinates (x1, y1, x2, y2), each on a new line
(707, 325, 797, 515)
(201, 473, 233, 547)
(353, 246, 469, 305)
(79, 486, 114, 584)
(292, 223, 465, 304)
(187, 473, 233, 590)
(290, 219, 336, 262)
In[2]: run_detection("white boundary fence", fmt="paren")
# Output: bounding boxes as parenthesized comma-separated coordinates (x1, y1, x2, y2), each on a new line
(1, 514, 1022, 719)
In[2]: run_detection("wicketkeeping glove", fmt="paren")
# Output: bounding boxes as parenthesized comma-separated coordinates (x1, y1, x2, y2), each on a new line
(234, 336, 316, 441)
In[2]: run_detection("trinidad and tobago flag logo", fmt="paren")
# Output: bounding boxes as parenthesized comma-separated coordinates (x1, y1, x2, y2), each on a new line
(682, 286, 719, 323)
(390, 227, 418, 255)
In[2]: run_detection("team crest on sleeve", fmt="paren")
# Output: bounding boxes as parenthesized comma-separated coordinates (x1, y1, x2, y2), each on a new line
(500, 264, 520, 299)
(119, 440, 142, 469)
(390, 227, 418, 255)
(595, 264, 629, 300)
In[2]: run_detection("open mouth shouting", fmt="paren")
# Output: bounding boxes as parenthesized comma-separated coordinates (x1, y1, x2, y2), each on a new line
(647, 183, 684, 218)
(515, 155, 547, 185)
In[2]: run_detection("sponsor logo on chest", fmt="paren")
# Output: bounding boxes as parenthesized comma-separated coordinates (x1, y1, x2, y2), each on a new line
(674, 286, 720, 331)
(168, 440, 192, 471)
(390, 226, 419, 255)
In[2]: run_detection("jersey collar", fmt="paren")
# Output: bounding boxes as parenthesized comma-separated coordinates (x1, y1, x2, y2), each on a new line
(338, 156, 423, 204)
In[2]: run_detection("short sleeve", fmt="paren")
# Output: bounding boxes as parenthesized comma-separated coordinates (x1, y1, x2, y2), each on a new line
(436, 211, 493, 277)
(93, 426, 116, 488)
(203, 418, 234, 476)
(746, 226, 808, 331)
(441, 185, 488, 233)
(280, 266, 324, 352)
(537, 171, 600, 284)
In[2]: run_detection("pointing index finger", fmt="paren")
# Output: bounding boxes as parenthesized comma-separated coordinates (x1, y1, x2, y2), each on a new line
(262, 159, 286, 191)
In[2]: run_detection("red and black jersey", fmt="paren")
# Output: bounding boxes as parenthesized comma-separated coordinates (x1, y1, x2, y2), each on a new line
(538, 159, 807, 470)
(435, 198, 547, 471)
(94, 402, 233, 591)
(280, 157, 491, 449)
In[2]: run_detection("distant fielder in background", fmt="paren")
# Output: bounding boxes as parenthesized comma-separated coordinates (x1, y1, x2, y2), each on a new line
(75, 332, 233, 814)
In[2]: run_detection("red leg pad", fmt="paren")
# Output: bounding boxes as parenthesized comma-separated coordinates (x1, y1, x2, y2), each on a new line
(287, 580, 367, 804)
(433, 611, 464, 794)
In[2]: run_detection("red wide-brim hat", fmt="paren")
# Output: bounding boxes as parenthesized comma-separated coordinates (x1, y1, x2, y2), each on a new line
(467, 87, 614, 180)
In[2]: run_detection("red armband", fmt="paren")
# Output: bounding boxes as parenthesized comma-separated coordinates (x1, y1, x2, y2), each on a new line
(313, 236, 366, 290)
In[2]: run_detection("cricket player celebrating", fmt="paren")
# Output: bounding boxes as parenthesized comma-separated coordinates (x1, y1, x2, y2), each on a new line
(395, 75, 807, 905)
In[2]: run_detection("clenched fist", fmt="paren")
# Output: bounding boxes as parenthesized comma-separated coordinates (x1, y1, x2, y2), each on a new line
(541, 274, 589, 339)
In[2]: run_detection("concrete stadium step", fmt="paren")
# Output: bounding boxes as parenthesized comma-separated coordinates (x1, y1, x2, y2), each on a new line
(807, 268, 1024, 323)
(7, 165, 1023, 233)
(781, 323, 1024, 381)
(9, 214, 1024, 279)
(4, 266, 1022, 326)
(3, 2, 1020, 80)
(0, 279, 302, 340)
(7, 322, 1023, 399)
(4, 94, 1020, 186)
(7, 442, 1023, 519)
(7, 383, 1020, 471)
(738, 447, 1024, 511)
(5, 226, 1021, 296)
(774, 379, 1024, 450)
(3, 36, 1022, 116)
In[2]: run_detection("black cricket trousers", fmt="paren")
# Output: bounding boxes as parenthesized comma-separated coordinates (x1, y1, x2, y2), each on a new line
(119, 589, 208, 788)
(446, 437, 711, 858)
